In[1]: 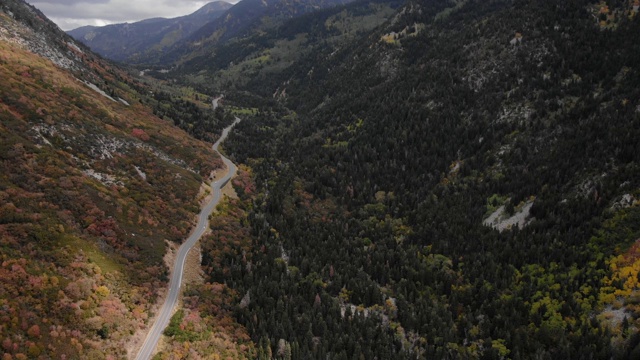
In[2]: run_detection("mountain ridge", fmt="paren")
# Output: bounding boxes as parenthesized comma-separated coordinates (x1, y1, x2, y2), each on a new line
(67, 1, 233, 63)
(69, 0, 357, 65)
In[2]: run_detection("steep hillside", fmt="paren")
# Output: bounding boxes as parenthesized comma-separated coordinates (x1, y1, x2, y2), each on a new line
(0, 1, 249, 358)
(67, 1, 232, 63)
(204, 0, 640, 358)
(152, 0, 355, 65)
(174, 0, 404, 94)
(188, 0, 353, 42)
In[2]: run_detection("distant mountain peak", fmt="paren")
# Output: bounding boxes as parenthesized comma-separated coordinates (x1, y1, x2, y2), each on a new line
(197, 1, 235, 13)
(67, 1, 233, 63)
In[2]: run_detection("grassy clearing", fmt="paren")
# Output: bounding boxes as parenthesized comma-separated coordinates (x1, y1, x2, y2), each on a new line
(228, 106, 258, 116)
(59, 234, 123, 273)
(485, 193, 509, 217)
(326, 4, 396, 37)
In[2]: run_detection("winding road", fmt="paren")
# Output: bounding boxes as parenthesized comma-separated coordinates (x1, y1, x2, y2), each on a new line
(135, 117, 241, 360)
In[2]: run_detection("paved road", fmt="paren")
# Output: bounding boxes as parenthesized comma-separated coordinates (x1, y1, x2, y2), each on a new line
(135, 118, 241, 360)
(212, 95, 224, 110)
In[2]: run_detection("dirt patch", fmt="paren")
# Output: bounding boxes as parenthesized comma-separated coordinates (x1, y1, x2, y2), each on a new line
(163, 239, 179, 270)
(196, 172, 215, 207)
(183, 241, 205, 286)
(221, 180, 239, 200)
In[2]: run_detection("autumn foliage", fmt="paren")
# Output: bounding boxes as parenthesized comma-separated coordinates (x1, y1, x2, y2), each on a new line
(0, 19, 225, 358)
(154, 179, 258, 358)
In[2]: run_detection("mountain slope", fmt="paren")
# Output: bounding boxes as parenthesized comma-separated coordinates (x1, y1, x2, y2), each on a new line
(150, 0, 355, 65)
(0, 1, 251, 358)
(67, 1, 232, 63)
(202, 0, 640, 358)
(173, 0, 404, 93)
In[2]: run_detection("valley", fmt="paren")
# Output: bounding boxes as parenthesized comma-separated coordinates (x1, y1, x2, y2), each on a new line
(135, 118, 241, 360)
(2, 0, 640, 359)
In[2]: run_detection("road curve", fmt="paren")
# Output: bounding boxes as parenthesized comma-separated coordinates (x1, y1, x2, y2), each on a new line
(135, 117, 241, 360)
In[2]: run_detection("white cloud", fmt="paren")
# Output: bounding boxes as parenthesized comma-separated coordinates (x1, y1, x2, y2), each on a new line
(26, 0, 226, 31)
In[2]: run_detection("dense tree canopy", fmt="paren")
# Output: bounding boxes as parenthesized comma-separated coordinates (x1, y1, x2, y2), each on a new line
(207, 0, 640, 358)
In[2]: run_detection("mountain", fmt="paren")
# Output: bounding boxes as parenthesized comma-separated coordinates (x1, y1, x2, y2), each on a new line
(179, 0, 640, 358)
(6, 0, 640, 358)
(125, 0, 355, 65)
(173, 0, 405, 92)
(187, 0, 354, 44)
(67, 1, 232, 63)
(0, 0, 252, 358)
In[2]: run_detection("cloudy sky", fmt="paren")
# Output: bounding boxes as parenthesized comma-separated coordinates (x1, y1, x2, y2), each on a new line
(26, 0, 232, 31)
